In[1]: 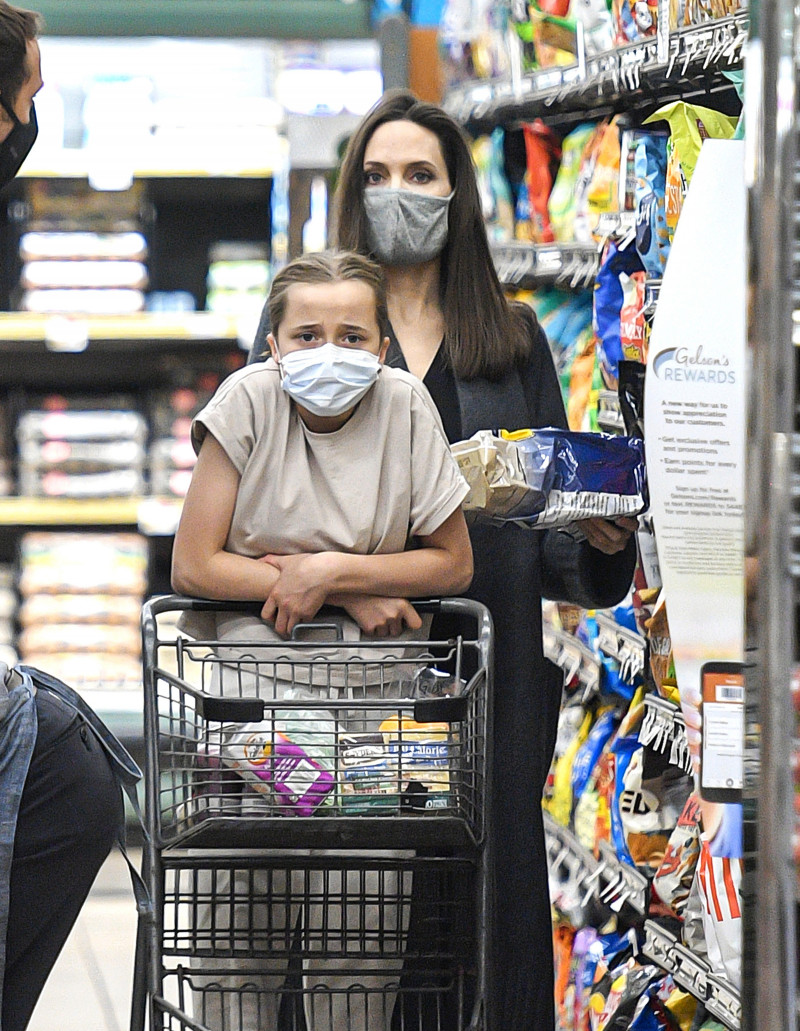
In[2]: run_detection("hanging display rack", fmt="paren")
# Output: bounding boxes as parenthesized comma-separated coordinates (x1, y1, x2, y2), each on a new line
(443, 11, 747, 130)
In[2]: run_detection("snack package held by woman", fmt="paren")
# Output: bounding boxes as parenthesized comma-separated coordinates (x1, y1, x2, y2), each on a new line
(250, 89, 637, 1031)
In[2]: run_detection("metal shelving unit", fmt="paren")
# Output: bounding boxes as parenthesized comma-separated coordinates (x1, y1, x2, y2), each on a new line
(743, 0, 799, 1022)
(443, 12, 747, 130)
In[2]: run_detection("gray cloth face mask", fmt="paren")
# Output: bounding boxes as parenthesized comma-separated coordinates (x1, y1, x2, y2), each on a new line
(363, 187, 454, 266)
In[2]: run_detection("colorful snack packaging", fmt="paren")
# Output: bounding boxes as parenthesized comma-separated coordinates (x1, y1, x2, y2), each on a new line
(452, 427, 648, 527)
(549, 122, 598, 243)
(569, 0, 615, 54)
(695, 839, 744, 987)
(568, 334, 599, 431)
(523, 120, 561, 242)
(572, 706, 623, 808)
(619, 271, 648, 364)
(549, 707, 594, 825)
(500, 427, 649, 526)
(651, 795, 702, 921)
(221, 712, 337, 816)
(586, 117, 622, 238)
(643, 103, 738, 242)
(634, 132, 671, 276)
(593, 239, 646, 388)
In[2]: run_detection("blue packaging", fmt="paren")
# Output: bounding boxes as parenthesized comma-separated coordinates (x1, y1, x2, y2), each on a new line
(507, 429, 648, 527)
(593, 241, 646, 387)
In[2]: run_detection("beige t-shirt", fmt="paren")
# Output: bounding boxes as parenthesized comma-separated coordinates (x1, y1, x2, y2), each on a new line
(183, 359, 469, 679)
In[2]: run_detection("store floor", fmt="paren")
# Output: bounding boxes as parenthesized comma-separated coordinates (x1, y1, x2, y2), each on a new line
(28, 848, 141, 1031)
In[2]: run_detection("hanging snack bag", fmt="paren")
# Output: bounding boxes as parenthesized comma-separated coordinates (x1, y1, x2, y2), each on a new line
(643, 102, 738, 241)
(651, 794, 702, 920)
(619, 271, 648, 365)
(695, 839, 744, 987)
(549, 707, 594, 826)
(570, 0, 616, 54)
(568, 334, 599, 431)
(593, 239, 646, 389)
(634, 132, 671, 276)
(549, 122, 598, 243)
(586, 117, 622, 238)
(572, 705, 623, 817)
(523, 120, 561, 242)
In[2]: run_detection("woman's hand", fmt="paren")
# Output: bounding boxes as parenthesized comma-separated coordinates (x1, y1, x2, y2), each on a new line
(574, 516, 638, 555)
(260, 553, 335, 636)
(330, 594, 423, 638)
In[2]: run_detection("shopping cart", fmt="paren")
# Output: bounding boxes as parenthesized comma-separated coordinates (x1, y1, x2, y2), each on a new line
(132, 595, 494, 1031)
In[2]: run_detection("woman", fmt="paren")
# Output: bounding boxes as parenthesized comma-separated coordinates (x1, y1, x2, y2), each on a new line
(331, 90, 637, 1031)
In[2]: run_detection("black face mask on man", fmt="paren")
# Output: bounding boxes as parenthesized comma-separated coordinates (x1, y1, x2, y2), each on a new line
(0, 97, 37, 191)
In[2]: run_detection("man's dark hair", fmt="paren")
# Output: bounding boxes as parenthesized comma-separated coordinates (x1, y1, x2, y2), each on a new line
(0, 2, 39, 107)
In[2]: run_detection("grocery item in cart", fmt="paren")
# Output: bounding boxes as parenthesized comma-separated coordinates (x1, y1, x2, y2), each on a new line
(452, 427, 648, 527)
(220, 698, 337, 816)
(339, 718, 453, 812)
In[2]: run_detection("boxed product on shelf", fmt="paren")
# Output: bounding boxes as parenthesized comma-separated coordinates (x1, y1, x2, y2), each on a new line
(16, 400, 148, 499)
(17, 180, 149, 315)
(16, 531, 147, 692)
(0, 564, 17, 668)
(147, 374, 222, 497)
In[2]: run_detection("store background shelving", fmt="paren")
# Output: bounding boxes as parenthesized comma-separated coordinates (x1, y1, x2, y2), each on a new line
(441, 2, 747, 1026)
(0, 24, 381, 751)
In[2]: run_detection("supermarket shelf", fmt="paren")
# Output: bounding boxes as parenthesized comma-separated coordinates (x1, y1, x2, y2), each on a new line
(639, 693, 693, 775)
(544, 810, 650, 916)
(642, 920, 741, 1030)
(444, 12, 747, 129)
(543, 623, 601, 699)
(0, 496, 183, 534)
(0, 311, 243, 345)
(595, 611, 646, 684)
(491, 240, 598, 289)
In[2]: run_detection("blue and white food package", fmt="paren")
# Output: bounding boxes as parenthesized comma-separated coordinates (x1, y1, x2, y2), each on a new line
(452, 428, 648, 527)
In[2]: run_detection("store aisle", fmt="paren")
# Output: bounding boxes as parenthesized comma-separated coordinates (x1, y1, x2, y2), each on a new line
(27, 848, 141, 1031)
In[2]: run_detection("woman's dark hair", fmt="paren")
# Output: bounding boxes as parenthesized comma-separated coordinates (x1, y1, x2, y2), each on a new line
(333, 88, 531, 381)
(268, 249, 389, 341)
(0, 2, 40, 109)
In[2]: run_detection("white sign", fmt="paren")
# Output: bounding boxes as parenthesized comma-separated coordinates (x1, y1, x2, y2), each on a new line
(644, 139, 745, 858)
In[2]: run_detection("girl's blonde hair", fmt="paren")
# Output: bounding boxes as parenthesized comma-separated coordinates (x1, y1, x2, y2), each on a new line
(268, 250, 389, 340)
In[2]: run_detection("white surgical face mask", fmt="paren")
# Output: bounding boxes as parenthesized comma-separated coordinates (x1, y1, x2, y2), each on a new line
(278, 341, 381, 417)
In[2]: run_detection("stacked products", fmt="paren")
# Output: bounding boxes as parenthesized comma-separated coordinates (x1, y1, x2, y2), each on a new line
(542, 584, 743, 1027)
(148, 374, 222, 499)
(17, 396, 148, 498)
(17, 180, 148, 316)
(0, 564, 16, 667)
(205, 241, 270, 320)
(17, 531, 147, 691)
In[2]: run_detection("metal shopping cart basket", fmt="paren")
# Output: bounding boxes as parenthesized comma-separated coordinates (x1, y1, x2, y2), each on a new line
(132, 595, 494, 1031)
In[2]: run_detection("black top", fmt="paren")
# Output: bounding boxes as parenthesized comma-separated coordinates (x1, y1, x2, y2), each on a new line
(384, 331, 462, 444)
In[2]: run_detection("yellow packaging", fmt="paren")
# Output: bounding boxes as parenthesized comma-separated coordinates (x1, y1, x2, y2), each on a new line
(644, 102, 737, 241)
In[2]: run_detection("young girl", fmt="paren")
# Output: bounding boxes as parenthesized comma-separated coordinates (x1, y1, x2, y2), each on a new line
(172, 248, 471, 642)
(171, 249, 472, 1031)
